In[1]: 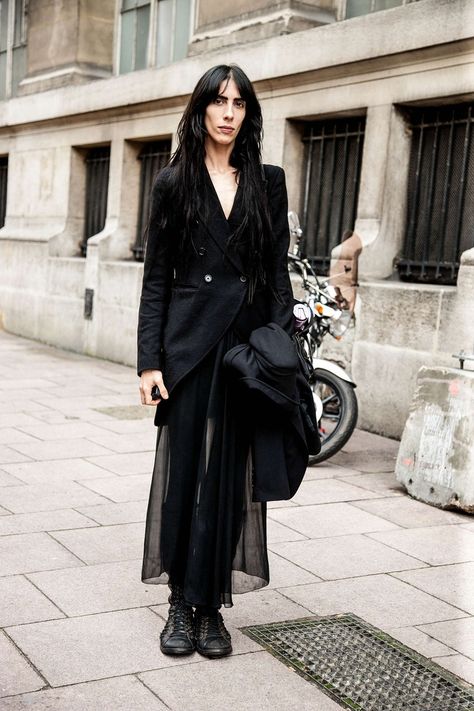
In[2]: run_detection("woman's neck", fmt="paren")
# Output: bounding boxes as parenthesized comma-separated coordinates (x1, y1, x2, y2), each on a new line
(204, 139, 235, 174)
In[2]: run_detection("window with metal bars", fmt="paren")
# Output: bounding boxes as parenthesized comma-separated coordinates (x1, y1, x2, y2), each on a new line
(80, 146, 110, 257)
(301, 117, 365, 274)
(133, 139, 171, 261)
(0, 155, 7, 227)
(397, 103, 474, 285)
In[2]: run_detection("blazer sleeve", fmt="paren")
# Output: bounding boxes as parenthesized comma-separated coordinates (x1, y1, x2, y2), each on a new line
(267, 166, 295, 335)
(136, 170, 173, 376)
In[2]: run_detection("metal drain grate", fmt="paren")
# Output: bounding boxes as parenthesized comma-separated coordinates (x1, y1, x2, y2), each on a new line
(93, 406, 154, 420)
(242, 614, 474, 711)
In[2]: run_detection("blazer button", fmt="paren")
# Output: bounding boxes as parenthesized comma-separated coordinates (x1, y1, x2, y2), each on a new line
(204, 274, 212, 283)
(198, 246, 207, 256)
(240, 275, 247, 283)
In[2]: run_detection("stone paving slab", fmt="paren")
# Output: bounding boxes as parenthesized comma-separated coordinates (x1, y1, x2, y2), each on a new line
(79, 474, 151, 502)
(3, 457, 119, 484)
(290, 477, 381, 505)
(0, 508, 97, 535)
(86, 451, 156, 476)
(417, 616, 474, 659)
(0, 575, 65, 627)
(352, 495, 470, 528)
(76, 500, 147, 525)
(269, 533, 427, 579)
(268, 501, 400, 538)
(139, 652, 343, 711)
(49, 522, 144, 564)
(0, 481, 111, 513)
(0, 531, 85, 576)
(0, 676, 169, 710)
(26, 559, 169, 616)
(0, 631, 45, 697)
(393, 563, 474, 615)
(369, 525, 474, 565)
(280, 574, 468, 629)
(5, 608, 259, 687)
(432, 654, 474, 685)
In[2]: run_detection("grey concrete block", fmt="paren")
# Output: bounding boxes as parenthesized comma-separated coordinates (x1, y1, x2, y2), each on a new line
(282, 574, 467, 629)
(269, 534, 426, 580)
(5, 608, 202, 686)
(394, 563, 474, 615)
(268, 502, 399, 539)
(0, 675, 168, 710)
(0, 531, 83, 576)
(418, 616, 474, 659)
(0, 631, 44, 697)
(139, 652, 343, 711)
(27, 559, 169, 615)
(0, 575, 64, 626)
(396, 366, 474, 512)
(369, 525, 474, 565)
(50, 522, 144, 564)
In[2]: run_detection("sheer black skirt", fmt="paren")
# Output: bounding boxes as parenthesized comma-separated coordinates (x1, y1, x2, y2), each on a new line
(141, 325, 269, 608)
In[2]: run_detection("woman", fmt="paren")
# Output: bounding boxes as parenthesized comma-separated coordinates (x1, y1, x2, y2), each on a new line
(137, 64, 294, 659)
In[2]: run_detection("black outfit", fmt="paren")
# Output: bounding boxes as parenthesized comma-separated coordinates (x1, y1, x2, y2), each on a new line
(137, 163, 295, 609)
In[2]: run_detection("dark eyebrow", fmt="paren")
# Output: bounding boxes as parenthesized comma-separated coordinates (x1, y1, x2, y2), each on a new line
(216, 93, 245, 102)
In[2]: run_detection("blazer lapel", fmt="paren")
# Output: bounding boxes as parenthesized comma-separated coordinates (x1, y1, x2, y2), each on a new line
(197, 168, 246, 276)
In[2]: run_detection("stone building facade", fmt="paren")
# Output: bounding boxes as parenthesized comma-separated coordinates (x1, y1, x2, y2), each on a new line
(0, 0, 472, 437)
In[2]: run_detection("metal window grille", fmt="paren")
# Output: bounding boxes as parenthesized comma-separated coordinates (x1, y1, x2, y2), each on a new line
(0, 156, 7, 227)
(302, 117, 365, 274)
(80, 146, 110, 257)
(133, 139, 171, 261)
(397, 103, 474, 285)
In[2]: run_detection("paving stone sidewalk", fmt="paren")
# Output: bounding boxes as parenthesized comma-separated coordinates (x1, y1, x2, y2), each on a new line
(0, 329, 473, 710)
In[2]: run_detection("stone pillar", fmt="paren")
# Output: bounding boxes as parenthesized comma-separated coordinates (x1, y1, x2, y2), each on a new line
(18, 0, 115, 96)
(357, 104, 411, 279)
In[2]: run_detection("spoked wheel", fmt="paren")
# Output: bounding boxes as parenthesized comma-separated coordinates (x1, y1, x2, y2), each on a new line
(309, 368, 358, 465)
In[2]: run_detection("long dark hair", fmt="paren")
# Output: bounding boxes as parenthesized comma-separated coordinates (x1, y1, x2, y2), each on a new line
(156, 63, 280, 304)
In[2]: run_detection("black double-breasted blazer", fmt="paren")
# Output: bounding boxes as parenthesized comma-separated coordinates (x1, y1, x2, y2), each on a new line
(136, 162, 294, 426)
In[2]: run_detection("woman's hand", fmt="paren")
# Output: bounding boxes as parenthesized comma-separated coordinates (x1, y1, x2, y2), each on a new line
(139, 369, 169, 406)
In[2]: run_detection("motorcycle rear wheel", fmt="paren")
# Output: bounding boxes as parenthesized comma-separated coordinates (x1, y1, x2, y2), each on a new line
(309, 369, 358, 465)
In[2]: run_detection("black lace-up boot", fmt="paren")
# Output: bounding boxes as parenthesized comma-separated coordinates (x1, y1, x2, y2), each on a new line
(160, 584, 195, 656)
(194, 606, 232, 658)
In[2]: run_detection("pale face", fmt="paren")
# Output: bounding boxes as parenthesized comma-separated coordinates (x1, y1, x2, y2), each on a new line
(204, 77, 246, 146)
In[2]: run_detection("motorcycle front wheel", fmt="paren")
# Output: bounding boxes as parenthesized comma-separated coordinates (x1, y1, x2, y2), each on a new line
(309, 368, 358, 465)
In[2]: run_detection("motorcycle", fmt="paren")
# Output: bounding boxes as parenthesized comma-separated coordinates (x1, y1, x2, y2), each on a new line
(288, 211, 359, 464)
